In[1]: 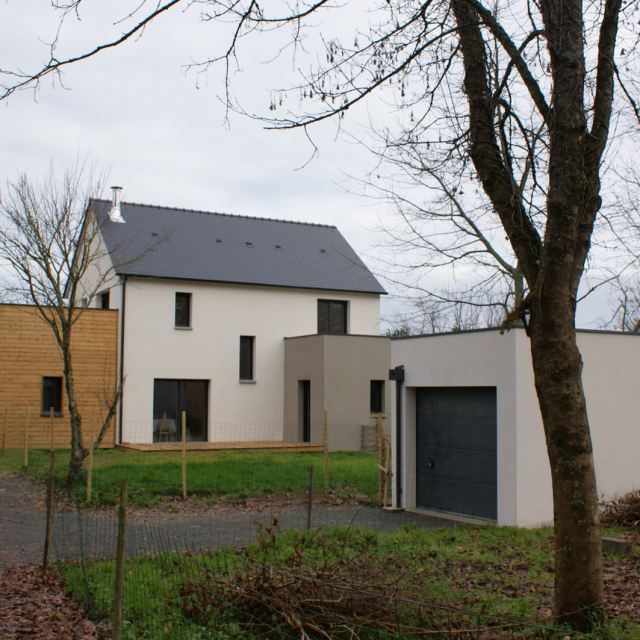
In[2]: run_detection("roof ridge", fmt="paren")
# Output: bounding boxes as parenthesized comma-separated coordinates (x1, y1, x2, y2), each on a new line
(90, 198, 337, 229)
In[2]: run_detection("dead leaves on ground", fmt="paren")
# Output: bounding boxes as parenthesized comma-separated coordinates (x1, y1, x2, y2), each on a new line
(0, 564, 98, 639)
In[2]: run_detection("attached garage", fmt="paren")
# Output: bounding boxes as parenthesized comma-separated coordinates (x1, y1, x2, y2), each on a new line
(390, 326, 640, 527)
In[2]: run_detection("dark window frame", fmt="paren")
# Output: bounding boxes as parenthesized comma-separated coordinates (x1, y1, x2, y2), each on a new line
(239, 336, 255, 381)
(370, 380, 385, 415)
(100, 290, 110, 309)
(317, 299, 348, 335)
(175, 292, 192, 328)
(42, 376, 63, 417)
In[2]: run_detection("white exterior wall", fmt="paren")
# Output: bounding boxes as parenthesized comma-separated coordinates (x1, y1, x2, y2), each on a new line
(121, 277, 380, 443)
(392, 327, 640, 528)
(391, 330, 518, 526)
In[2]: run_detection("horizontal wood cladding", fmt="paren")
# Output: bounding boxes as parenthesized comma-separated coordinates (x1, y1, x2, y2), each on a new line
(0, 305, 119, 449)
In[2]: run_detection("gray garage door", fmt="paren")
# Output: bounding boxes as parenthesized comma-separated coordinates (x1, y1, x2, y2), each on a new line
(416, 387, 497, 520)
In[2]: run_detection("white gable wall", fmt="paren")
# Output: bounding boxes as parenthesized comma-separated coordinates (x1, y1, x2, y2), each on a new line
(120, 277, 381, 443)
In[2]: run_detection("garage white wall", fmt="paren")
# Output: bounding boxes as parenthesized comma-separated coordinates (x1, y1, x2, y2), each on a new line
(390, 329, 518, 526)
(577, 332, 640, 499)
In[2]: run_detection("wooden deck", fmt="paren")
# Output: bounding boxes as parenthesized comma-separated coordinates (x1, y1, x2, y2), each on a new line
(116, 441, 324, 453)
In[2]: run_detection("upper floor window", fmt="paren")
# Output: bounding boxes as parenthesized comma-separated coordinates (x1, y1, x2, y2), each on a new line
(239, 336, 255, 381)
(370, 380, 385, 415)
(42, 376, 63, 417)
(100, 290, 110, 309)
(317, 300, 347, 334)
(175, 292, 191, 328)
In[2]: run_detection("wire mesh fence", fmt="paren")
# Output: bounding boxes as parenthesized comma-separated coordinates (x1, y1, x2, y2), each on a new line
(0, 410, 624, 640)
(1, 415, 393, 510)
(50, 505, 601, 640)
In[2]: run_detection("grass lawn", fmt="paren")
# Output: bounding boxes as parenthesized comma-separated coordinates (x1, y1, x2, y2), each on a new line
(56, 523, 640, 639)
(0, 447, 378, 508)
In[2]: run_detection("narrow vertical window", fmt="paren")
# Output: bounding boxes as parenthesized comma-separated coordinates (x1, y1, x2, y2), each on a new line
(239, 336, 254, 381)
(175, 292, 191, 327)
(317, 300, 347, 334)
(100, 290, 110, 309)
(370, 380, 384, 414)
(42, 377, 63, 416)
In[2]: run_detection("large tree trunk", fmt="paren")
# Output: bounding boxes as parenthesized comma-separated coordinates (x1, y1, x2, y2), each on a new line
(529, 308, 603, 628)
(451, 0, 606, 628)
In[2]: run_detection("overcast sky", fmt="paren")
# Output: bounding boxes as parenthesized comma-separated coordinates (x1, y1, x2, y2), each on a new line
(0, 1, 613, 328)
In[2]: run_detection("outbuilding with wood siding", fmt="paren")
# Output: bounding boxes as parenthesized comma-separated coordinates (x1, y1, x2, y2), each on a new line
(0, 304, 118, 450)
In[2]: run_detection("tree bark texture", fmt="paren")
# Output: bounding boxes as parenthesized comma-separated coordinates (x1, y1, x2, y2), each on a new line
(62, 324, 85, 484)
(451, 0, 623, 627)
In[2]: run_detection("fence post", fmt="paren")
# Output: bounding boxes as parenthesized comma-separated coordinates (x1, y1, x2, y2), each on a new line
(2, 406, 7, 457)
(377, 412, 383, 505)
(86, 412, 94, 502)
(181, 411, 187, 500)
(43, 451, 56, 569)
(50, 407, 54, 453)
(113, 480, 128, 640)
(307, 465, 314, 530)
(323, 410, 329, 491)
(22, 406, 29, 471)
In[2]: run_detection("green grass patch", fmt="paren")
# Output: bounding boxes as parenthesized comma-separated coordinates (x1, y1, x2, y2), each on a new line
(56, 523, 640, 639)
(0, 448, 377, 508)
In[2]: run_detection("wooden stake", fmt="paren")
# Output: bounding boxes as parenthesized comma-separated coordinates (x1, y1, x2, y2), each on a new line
(113, 480, 128, 640)
(43, 451, 56, 569)
(377, 412, 383, 505)
(50, 407, 54, 453)
(323, 410, 329, 491)
(86, 411, 94, 502)
(22, 406, 29, 471)
(307, 464, 314, 530)
(1, 406, 7, 457)
(181, 411, 187, 500)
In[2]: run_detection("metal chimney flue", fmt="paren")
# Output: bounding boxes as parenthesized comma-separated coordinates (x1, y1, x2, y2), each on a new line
(109, 186, 125, 223)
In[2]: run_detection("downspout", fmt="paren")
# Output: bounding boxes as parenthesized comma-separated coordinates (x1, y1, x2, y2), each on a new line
(390, 365, 405, 508)
(118, 276, 127, 444)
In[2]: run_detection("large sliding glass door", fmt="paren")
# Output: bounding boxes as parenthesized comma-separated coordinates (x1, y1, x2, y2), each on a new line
(153, 379, 208, 442)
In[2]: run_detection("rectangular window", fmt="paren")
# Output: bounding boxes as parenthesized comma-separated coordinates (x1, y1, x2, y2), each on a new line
(370, 380, 384, 414)
(317, 300, 347, 334)
(153, 379, 208, 442)
(175, 292, 191, 327)
(239, 336, 254, 381)
(100, 290, 110, 309)
(42, 377, 63, 416)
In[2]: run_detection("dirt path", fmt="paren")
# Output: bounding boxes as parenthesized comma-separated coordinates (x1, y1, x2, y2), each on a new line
(0, 472, 46, 570)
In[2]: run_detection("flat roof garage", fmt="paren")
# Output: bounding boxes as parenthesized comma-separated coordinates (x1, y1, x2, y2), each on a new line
(390, 326, 640, 527)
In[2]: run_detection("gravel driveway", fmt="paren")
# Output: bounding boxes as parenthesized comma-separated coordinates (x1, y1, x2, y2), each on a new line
(0, 472, 455, 564)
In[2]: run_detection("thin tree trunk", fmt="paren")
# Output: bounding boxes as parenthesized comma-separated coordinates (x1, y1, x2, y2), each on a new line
(62, 327, 85, 484)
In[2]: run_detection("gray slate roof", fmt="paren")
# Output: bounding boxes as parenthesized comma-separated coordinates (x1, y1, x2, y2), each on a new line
(93, 199, 386, 295)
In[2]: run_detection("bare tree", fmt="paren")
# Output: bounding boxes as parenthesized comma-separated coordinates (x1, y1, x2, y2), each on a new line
(2, 0, 639, 627)
(0, 165, 158, 482)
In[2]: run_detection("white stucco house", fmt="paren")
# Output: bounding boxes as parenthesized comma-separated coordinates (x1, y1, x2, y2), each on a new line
(79, 190, 390, 446)
(389, 327, 640, 528)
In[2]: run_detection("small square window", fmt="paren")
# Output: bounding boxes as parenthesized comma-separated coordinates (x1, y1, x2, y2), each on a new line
(370, 380, 384, 415)
(239, 336, 254, 381)
(175, 292, 191, 328)
(42, 377, 63, 416)
(100, 290, 110, 309)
